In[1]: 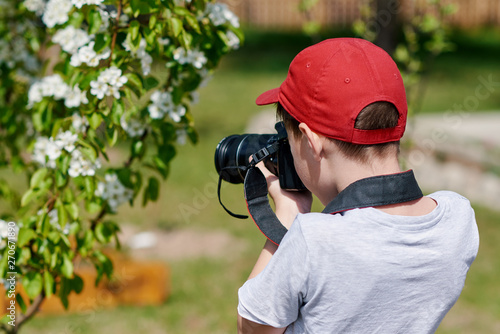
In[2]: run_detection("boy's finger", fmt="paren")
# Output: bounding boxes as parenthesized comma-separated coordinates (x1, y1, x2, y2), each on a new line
(255, 161, 274, 178)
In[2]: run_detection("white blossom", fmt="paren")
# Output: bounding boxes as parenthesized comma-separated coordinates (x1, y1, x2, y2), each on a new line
(99, 66, 128, 87)
(42, 0, 73, 28)
(90, 79, 109, 99)
(140, 53, 153, 75)
(120, 116, 147, 138)
(197, 67, 212, 88)
(24, 0, 46, 15)
(95, 173, 133, 212)
(72, 113, 89, 132)
(158, 38, 170, 46)
(170, 105, 186, 122)
(147, 104, 163, 119)
(205, 3, 239, 28)
(38, 209, 70, 234)
(173, 47, 207, 69)
(45, 137, 63, 161)
(147, 90, 185, 122)
(70, 41, 110, 67)
(27, 82, 44, 107)
(52, 26, 91, 54)
(226, 30, 240, 50)
(32, 136, 61, 168)
(27, 74, 68, 107)
(176, 129, 187, 145)
(0, 220, 18, 250)
(71, 0, 103, 8)
(123, 38, 153, 76)
(56, 130, 78, 152)
(28, 74, 88, 108)
(64, 85, 88, 108)
(68, 149, 101, 178)
(97, 7, 111, 31)
(90, 66, 127, 100)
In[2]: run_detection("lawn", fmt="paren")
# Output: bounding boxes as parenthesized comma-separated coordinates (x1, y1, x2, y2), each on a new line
(12, 27, 500, 333)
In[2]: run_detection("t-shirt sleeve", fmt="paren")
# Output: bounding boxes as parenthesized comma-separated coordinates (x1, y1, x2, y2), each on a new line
(237, 218, 309, 328)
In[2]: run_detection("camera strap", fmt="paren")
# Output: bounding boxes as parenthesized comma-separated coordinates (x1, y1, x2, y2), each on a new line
(216, 141, 282, 219)
(243, 168, 423, 245)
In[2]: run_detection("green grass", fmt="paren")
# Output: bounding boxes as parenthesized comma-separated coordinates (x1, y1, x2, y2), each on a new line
(10, 27, 500, 333)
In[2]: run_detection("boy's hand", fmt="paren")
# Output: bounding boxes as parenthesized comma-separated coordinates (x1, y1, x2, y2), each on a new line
(255, 161, 312, 230)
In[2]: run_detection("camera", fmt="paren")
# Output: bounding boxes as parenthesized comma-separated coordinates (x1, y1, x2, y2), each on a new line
(214, 122, 306, 191)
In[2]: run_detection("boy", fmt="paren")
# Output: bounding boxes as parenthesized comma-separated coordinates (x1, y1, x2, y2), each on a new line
(237, 38, 479, 333)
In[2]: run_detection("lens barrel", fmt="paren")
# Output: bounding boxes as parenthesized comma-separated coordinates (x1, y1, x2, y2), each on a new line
(215, 134, 274, 184)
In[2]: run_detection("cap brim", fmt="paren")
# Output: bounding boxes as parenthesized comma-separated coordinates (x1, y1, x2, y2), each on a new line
(256, 87, 280, 106)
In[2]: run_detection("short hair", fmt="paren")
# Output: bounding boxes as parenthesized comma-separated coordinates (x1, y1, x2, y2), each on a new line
(276, 102, 400, 163)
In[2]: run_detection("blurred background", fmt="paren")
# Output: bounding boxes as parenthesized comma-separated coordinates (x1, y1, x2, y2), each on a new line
(20, 0, 500, 333)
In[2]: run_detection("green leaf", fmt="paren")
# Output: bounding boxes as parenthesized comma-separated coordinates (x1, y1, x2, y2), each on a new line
(173, 6, 191, 16)
(16, 293, 27, 314)
(144, 76, 159, 90)
(50, 250, 58, 269)
(106, 126, 119, 147)
(61, 254, 74, 278)
(23, 272, 43, 299)
(60, 233, 71, 248)
(147, 176, 159, 202)
(111, 99, 125, 124)
(57, 198, 68, 228)
(184, 13, 201, 34)
(55, 169, 67, 188)
(116, 168, 133, 188)
(179, 30, 192, 48)
(170, 17, 183, 37)
(130, 0, 151, 16)
(89, 112, 103, 130)
(48, 231, 61, 244)
(158, 144, 176, 165)
(80, 146, 97, 162)
(187, 126, 199, 144)
(95, 222, 113, 244)
(149, 14, 157, 30)
(17, 228, 37, 247)
(0, 252, 7, 278)
(94, 33, 110, 53)
(85, 201, 101, 214)
(129, 20, 140, 41)
(71, 274, 84, 294)
(17, 248, 31, 266)
(44, 271, 55, 298)
(88, 8, 103, 35)
(84, 177, 95, 200)
(153, 156, 169, 179)
(59, 277, 70, 309)
(131, 140, 145, 158)
(21, 189, 36, 207)
(125, 73, 143, 97)
(51, 119, 63, 138)
(65, 203, 79, 220)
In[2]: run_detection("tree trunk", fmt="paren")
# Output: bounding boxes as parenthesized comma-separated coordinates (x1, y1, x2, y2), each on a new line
(374, 0, 401, 55)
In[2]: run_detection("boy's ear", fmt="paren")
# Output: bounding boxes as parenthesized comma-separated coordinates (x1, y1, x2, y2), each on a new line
(298, 123, 323, 161)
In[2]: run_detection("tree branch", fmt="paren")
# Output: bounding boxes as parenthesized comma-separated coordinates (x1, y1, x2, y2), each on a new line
(107, 0, 123, 67)
(16, 292, 45, 332)
(91, 207, 107, 231)
(124, 129, 148, 168)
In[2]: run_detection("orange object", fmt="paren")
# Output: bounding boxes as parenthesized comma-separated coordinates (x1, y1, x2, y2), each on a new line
(1, 251, 170, 315)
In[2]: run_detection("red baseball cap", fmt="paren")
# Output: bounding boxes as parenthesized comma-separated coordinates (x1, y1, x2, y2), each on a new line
(256, 38, 407, 144)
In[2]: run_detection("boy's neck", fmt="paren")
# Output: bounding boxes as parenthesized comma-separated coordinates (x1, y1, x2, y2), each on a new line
(318, 155, 437, 217)
(318, 155, 402, 206)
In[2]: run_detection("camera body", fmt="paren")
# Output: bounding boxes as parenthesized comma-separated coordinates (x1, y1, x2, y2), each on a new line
(214, 122, 306, 191)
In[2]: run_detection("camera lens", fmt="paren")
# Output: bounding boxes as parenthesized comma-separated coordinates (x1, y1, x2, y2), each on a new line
(215, 134, 274, 184)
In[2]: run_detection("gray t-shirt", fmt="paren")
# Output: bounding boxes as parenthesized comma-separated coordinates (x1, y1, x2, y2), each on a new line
(238, 191, 479, 333)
